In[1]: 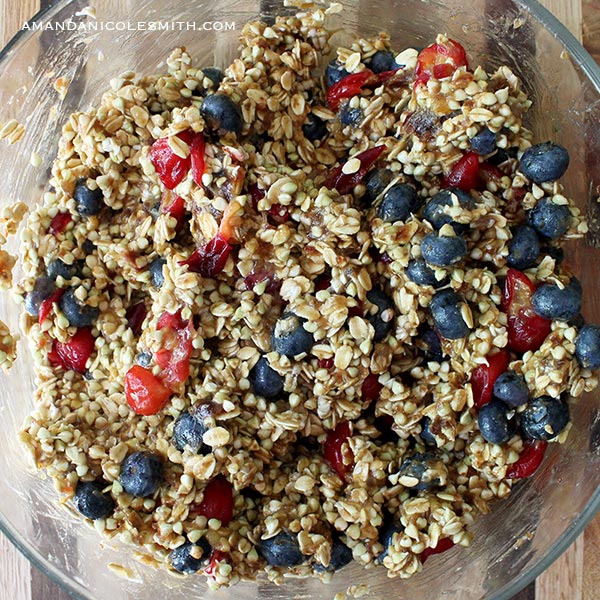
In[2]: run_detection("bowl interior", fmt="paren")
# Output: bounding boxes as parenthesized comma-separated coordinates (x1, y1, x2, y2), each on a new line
(1, 1, 600, 599)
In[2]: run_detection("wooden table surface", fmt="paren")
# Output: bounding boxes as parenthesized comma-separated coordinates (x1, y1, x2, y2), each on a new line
(1, 0, 600, 599)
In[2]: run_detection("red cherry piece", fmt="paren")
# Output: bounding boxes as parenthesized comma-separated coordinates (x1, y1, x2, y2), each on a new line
(471, 349, 511, 409)
(195, 475, 234, 525)
(49, 212, 73, 236)
(414, 39, 468, 87)
(323, 421, 353, 480)
(325, 145, 386, 195)
(267, 204, 290, 225)
(161, 194, 187, 232)
(348, 301, 364, 318)
(155, 311, 193, 387)
(125, 302, 147, 336)
(190, 132, 206, 186)
(327, 69, 377, 112)
(180, 234, 232, 278)
(480, 161, 505, 187)
(49, 327, 95, 373)
(361, 373, 383, 404)
(318, 358, 334, 369)
(420, 537, 455, 563)
(124, 364, 171, 415)
(502, 269, 551, 354)
(205, 550, 229, 578)
(248, 184, 265, 210)
(506, 440, 548, 479)
(38, 288, 65, 325)
(243, 268, 280, 295)
(443, 152, 481, 191)
(149, 130, 193, 190)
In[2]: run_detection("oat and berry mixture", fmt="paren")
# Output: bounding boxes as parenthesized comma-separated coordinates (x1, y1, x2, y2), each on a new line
(13, 1, 600, 588)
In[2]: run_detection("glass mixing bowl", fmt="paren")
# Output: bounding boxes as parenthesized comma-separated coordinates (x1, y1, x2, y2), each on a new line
(1, 0, 599, 598)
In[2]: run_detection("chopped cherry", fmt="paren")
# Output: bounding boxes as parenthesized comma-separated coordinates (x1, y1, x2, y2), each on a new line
(348, 301, 364, 318)
(502, 269, 552, 354)
(193, 475, 234, 525)
(318, 358, 334, 369)
(126, 302, 147, 336)
(506, 440, 547, 479)
(314, 274, 332, 292)
(38, 288, 65, 325)
(471, 349, 510, 409)
(420, 537, 455, 563)
(161, 193, 186, 232)
(443, 152, 480, 191)
(326, 145, 386, 195)
(180, 233, 232, 278)
(267, 204, 290, 225)
(49, 212, 73, 236)
(414, 38, 468, 87)
(124, 364, 171, 415)
(205, 550, 229, 579)
(48, 327, 95, 373)
(190, 132, 206, 186)
(480, 161, 505, 187)
(149, 130, 194, 190)
(248, 183, 265, 210)
(323, 421, 353, 480)
(361, 373, 383, 404)
(244, 268, 281, 295)
(326, 69, 399, 112)
(155, 310, 193, 387)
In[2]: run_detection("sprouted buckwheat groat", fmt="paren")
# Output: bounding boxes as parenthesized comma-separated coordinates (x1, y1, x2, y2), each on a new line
(13, 1, 600, 589)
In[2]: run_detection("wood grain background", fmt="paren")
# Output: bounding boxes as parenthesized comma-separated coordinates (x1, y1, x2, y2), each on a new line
(0, 0, 599, 599)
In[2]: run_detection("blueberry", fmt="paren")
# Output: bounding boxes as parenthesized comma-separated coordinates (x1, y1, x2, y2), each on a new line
(493, 371, 529, 408)
(363, 168, 393, 205)
(519, 142, 570, 183)
(119, 451, 164, 497)
(396, 452, 443, 491)
(377, 522, 403, 562)
(469, 128, 497, 155)
(149, 257, 167, 288)
(201, 93, 243, 135)
(202, 67, 224, 86)
(366, 289, 396, 342)
(377, 183, 419, 223)
(417, 327, 444, 362)
(477, 400, 517, 444)
(302, 113, 328, 142)
(169, 539, 211, 574)
(575, 324, 600, 369)
(521, 395, 570, 441)
(429, 289, 472, 339)
(528, 198, 571, 240)
(532, 278, 582, 321)
(136, 351, 152, 368)
(339, 105, 363, 127)
(24, 276, 55, 317)
(541, 245, 564, 265)
(74, 179, 103, 217)
(419, 417, 437, 446)
(60, 288, 99, 327)
(271, 313, 314, 358)
(368, 50, 398, 73)
(172, 409, 209, 453)
(507, 225, 540, 270)
(314, 537, 353, 572)
(47, 258, 81, 281)
(422, 188, 474, 234)
(73, 480, 115, 520)
(258, 531, 306, 567)
(82, 240, 96, 254)
(406, 259, 448, 288)
(249, 356, 285, 399)
(421, 232, 467, 267)
(325, 60, 349, 87)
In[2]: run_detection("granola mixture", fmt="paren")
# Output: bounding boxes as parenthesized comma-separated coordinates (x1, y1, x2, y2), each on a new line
(14, 1, 600, 589)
